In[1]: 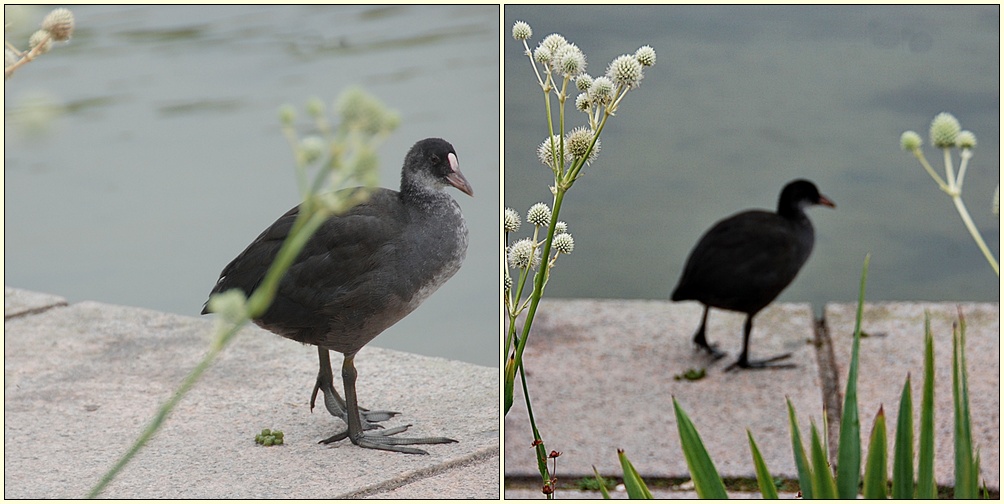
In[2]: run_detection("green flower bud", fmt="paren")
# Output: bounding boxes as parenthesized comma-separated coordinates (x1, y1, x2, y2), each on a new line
(512, 21, 532, 41)
(263, 437, 274, 446)
(504, 270, 512, 292)
(261, 429, 271, 436)
(900, 131, 922, 151)
(42, 8, 74, 42)
(206, 289, 249, 323)
(278, 104, 296, 125)
(305, 97, 325, 118)
(553, 233, 574, 254)
(526, 202, 551, 227)
(956, 130, 976, 149)
(299, 136, 325, 164)
(504, 207, 521, 233)
(929, 112, 960, 148)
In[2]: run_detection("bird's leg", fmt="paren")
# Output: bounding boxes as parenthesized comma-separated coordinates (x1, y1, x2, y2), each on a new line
(692, 306, 726, 360)
(725, 315, 795, 371)
(319, 353, 457, 454)
(310, 347, 397, 429)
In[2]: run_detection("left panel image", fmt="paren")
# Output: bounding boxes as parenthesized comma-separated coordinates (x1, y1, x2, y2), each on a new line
(4, 4, 499, 499)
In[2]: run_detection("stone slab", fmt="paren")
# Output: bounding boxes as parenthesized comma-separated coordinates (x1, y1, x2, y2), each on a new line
(4, 295, 498, 499)
(825, 302, 999, 491)
(505, 299, 823, 482)
(4, 286, 67, 319)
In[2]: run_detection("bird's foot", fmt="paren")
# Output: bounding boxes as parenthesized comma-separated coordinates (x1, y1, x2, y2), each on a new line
(310, 378, 399, 430)
(694, 340, 727, 361)
(724, 353, 795, 372)
(319, 424, 458, 455)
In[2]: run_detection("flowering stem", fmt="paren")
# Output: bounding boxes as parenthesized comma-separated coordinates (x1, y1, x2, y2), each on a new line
(950, 194, 999, 276)
(912, 148, 950, 193)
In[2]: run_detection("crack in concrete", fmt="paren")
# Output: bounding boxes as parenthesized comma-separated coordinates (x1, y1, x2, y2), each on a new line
(812, 311, 843, 468)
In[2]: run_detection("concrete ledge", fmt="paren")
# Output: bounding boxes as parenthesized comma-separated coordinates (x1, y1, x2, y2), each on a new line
(825, 302, 999, 490)
(4, 287, 498, 499)
(4, 286, 67, 319)
(504, 298, 999, 496)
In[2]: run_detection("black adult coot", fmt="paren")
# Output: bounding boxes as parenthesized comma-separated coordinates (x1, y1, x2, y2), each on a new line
(202, 138, 474, 454)
(671, 179, 834, 371)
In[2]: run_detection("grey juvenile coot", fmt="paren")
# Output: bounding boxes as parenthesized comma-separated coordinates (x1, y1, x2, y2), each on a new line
(671, 179, 834, 371)
(202, 138, 473, 454)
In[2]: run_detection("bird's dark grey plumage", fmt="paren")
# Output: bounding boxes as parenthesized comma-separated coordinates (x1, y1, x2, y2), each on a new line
(203, 137, 473, 453)
(671, 179, 834, 370)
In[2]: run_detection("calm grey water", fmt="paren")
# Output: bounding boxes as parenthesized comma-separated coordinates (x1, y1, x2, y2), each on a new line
(5, 5, 499, 366)
(505, 6, 1000, 312)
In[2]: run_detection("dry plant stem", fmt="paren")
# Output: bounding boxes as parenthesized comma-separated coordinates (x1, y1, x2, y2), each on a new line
(4, 32, 52, 79)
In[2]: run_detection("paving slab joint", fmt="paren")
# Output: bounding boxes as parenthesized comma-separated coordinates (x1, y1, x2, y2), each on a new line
(4, 300, 69, 321)
(812, 312, 842, 467)
(335, 445, 499, 498)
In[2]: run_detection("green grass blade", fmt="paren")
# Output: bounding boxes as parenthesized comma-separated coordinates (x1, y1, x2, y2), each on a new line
(836, 254, 869, 499)
(862, 405, 888, 498)
(786, 397, 814, 499)
(747, 429, 779, 499)
(504, 355, 515, 415)
(891, 374, 915, 499)
(952, 312, 977, 498)
(917, 313, 937, 498)
(592, 465, 613, 499)
(672, 397, 729, 499)
(617, 449, 654, 499)
(809, 420, 838, 499)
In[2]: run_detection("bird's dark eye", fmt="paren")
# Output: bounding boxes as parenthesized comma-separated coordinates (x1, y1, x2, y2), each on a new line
(430, 154, 440, 163)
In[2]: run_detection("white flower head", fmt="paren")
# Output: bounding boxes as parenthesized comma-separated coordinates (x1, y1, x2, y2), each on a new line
(575, 74, 594, 92)
(504, 207, 521, 233)
(575, 92, 591, 112)
(42, 8, 75, 41)
(556, 43, 586, 77)
(526, 202, 552, 227)
(565, 126, 599, 164)
(537, 134, 569, 168)
(635, 45, 656, 67)
(553, 233, 575, 254)
(589, 76, 615, 104)
(507, 238, 541, 270)
(607, 54, 644, 89)
(512, 21, 532, 41)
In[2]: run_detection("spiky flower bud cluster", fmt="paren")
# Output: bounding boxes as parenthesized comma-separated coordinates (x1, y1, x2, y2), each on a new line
(507, 238, 541, 270)
(565, 126, 599, 164)
(28, 30, 52, 55)
(956, 131, 976, 149)
(552, 233, 574, 254)
(607, 54, 644, 89)
(526, 202, 551, 227)
(504, 207, 521, 233)
(530, 33, 587, 78)
(512, 21, 532, 41)
(929, 112, 961, 148)
(537, 134, 569, 167)
(900, 131, 922, 151)
(41, 8, 75, 42)
(635, 45, 656, 67)
(553, 221, 568, 235)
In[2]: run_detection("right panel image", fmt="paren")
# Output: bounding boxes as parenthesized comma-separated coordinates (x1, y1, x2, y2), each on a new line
(503, 5, 999, 499)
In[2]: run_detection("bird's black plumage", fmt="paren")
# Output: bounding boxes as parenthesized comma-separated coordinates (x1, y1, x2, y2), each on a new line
(671, 179, 834, 370)
(203, 137, 473, 453)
